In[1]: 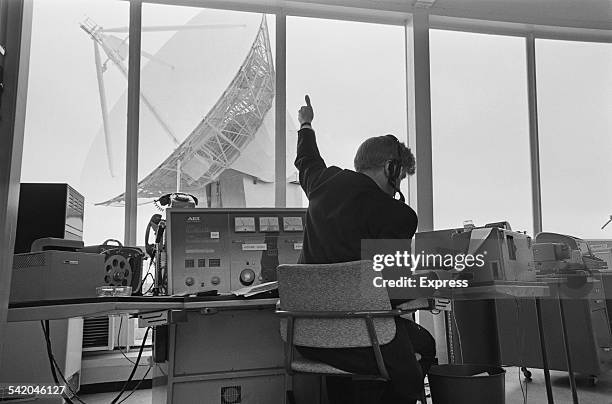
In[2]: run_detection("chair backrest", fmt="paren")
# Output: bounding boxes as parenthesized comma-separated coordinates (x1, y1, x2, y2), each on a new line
(277, 260, 396, 348)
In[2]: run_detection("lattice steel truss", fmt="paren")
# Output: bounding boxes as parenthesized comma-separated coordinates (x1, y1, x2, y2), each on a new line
(100, 17, 275, 205)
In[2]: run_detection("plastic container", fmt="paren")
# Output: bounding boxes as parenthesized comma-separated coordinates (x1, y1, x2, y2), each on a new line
(96, 286, 132, 297)
(428, 364, 505, 404)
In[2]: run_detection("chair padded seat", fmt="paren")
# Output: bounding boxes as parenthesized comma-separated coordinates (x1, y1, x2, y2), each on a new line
(291, 358, 353, 375)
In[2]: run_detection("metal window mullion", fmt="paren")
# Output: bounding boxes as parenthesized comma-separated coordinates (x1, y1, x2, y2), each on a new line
(526, 34, 543, 235)
(406, 11, 433, 231)
(275, 11, 287, 208)
(406, 10, 448, 365)
(125, 0, 142, 246)
(404, 17, 413, 207)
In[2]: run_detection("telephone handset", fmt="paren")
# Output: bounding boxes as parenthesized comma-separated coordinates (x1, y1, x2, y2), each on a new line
(145, 214, 163, 260)
(144, 213, 167, 296)
(154, 193, 198, 210)
(145, 193, 197, 295)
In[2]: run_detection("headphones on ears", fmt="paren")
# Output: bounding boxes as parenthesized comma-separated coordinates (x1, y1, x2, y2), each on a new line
(385, 135, 405, 203)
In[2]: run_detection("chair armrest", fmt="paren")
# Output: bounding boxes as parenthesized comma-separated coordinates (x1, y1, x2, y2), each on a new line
(395, 298, 433, 312)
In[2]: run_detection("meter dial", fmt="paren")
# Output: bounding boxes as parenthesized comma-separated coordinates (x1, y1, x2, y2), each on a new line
(259, 216, 280, 232)
(283, 216, 303, 232)
(234, 217, 256, 232)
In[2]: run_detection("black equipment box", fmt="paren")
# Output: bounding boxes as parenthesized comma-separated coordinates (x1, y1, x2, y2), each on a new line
(14, 183, 84, 253)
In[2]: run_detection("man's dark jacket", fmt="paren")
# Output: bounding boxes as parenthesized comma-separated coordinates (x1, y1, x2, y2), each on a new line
(295, 127, 418, 264)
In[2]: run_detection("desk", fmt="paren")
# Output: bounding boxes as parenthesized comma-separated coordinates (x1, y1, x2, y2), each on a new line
(7, 297, 282, 323)
(6, 297, 319, 404)
(6, 283, 587, 404)
(439, 281, 550, 300)
(428, 279, 587, 404)
(7, 297, 185, 322)
(154, 298, 289, 404)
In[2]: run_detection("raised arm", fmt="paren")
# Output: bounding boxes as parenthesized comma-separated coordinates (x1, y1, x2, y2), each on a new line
(294, 95, 334, 197)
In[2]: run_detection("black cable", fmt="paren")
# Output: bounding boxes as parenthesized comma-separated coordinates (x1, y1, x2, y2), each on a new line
(117, 316, 137, 365)
(518, 367, 526, 403)
(43, 321, 89, 404)
(142, 272, 155, 295)
(137, 262, 154, 295)
(41, 321, 60, 384)
(450, 301, 463, 361)
(50, 355, 86, 404)
(40, 321, 81, 404)
(117, 366, 152, 404)
(46, 333, 86, 404)
(525, 368, 528, 403)
(145, 283, 155, 295)
(110, 327, 151, 404)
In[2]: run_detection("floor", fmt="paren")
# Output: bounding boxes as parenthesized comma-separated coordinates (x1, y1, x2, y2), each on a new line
(79, 367, 612, 404)
(503, 368, 612, 404)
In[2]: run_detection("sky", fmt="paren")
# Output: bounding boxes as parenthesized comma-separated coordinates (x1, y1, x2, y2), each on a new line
(19, 0, 612, 244)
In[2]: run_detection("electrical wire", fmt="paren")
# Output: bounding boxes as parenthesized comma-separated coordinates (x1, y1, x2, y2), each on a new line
(518, 367, 526, 404)
(450, 300, 463, 362)
(138, 261, 155, 295)
(46, 333, 86, 404)
(42, 321, 78, 404)
(141, 272, 154, 289)
(117, 316, 137, 365)
(41, 321, 60, 384)
(116, 366, 152, 404)
(40, 321, 86, 404)
(525, 367, 529, 402)
(110, 327, 151, 404)
(142, 271, 156, 295)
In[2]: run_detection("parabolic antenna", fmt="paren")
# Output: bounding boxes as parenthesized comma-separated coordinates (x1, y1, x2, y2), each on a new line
(80, 11, 300, 207)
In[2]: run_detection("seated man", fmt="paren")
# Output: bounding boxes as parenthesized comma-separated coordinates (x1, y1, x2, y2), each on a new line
(294, 95, 435, 403)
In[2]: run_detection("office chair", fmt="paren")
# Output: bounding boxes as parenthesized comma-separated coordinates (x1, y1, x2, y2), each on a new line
(276, 260, 430, 404)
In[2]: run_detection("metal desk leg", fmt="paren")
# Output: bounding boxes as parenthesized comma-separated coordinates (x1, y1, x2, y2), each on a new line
(558, 298, 579, 404)
(535, 298, 555, 404)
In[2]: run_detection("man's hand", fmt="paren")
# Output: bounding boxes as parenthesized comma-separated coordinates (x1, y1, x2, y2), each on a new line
(298, 95, 314, 125)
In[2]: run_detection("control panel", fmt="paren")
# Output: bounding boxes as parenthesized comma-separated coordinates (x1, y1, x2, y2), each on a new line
(167, 208, 306, 294)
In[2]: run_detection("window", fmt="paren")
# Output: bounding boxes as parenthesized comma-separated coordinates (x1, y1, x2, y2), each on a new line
(81, 4, 276, 245)
(430, 30, 532, 233)
(537, 39, 612, 239)
(20, 0, 128, 244)
(286, 17, 407, 207)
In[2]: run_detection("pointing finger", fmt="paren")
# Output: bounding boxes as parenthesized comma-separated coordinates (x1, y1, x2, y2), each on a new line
(305, 95, 311, 107)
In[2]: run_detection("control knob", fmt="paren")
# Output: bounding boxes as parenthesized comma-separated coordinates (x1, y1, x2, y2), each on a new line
(239, 268, 255, 286)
